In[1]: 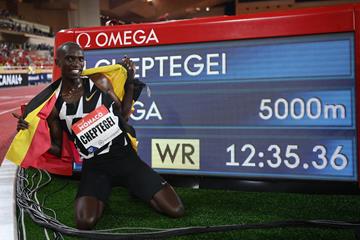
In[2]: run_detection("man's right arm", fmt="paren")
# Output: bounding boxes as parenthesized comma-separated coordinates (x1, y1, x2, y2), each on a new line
(13, 108, 63, 157)
(47, 107, 63, 157)
(12, 113, 29, 131)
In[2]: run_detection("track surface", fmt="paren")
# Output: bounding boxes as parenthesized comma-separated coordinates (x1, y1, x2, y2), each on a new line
(0, 84, 47, 164)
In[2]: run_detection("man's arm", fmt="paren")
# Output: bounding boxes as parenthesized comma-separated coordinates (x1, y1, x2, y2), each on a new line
(119, 56, 135, 120)
(47, 107, 62, 157)
(13, 108, 63, 157)
(122, 79, 134, 120)
(90, 73, 123, 109)
(12, 113, 29, 131)
(90, 57, 136, 120)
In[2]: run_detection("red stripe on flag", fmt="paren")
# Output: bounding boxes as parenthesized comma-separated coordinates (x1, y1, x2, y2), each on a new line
(21, 94, 73, 175)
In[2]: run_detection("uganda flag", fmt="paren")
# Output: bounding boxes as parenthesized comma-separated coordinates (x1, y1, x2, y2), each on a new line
(3, 64, 138, 176)
(4, 79, 75, 175)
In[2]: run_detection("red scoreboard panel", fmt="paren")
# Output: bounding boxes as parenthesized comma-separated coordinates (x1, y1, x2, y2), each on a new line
(54, 3, 360, 193)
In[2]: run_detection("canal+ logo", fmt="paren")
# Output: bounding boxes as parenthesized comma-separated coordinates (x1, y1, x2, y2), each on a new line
(76, 29, 159, 49)
(0, 74, 23, 86)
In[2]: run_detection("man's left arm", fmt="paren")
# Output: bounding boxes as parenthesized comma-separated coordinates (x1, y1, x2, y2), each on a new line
(90, 57, 135, 120)
(90, 73, 122, 107)
(121, 78, 134, 120)
(118, 56, 135, 120)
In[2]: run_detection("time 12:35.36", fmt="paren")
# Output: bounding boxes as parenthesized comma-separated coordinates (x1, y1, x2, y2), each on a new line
(225, 144, 348, 170)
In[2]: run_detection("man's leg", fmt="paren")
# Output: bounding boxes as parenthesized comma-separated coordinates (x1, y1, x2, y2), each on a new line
(75, 196, 105, 230)
(122, 146, 185, 218)
(150, 183, 185, 218)
(75, 167, 111, 230)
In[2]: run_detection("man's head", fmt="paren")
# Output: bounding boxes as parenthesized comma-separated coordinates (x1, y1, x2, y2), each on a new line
(55, 42, 84, 80)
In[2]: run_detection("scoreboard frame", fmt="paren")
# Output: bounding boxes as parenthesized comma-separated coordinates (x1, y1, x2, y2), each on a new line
(54, 3, 360, 193)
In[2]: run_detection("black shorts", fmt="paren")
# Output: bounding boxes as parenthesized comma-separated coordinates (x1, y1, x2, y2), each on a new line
(76, 142, 166, 203)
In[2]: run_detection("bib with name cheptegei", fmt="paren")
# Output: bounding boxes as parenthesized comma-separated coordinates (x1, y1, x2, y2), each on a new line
(71, 105, 122, 153)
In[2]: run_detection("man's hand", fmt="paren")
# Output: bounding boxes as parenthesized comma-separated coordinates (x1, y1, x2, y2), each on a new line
(12, 113, 29, 131)
(120, 56, 136, 81)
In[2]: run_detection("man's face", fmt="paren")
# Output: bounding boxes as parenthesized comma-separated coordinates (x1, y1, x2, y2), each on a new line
(57, 46, 84, 80)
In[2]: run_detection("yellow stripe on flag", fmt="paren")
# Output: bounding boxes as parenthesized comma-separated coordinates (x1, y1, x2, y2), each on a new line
(127, 133, 138, 152)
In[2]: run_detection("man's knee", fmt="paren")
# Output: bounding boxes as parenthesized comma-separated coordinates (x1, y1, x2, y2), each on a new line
(74, 196, 104, 230)
(168, 203, 185, 218)
(76, 215, 98, 230)
(152, 184, 185, 218)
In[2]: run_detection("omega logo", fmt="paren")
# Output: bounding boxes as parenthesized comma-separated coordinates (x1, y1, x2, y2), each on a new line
(76, 32, 91, 48)
(76, 29, 159, 49)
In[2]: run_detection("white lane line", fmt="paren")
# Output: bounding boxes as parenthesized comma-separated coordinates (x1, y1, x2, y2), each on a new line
(0, 107, 20, 116)
(0, 95, 34, 100)
(0, 99, 28, 106)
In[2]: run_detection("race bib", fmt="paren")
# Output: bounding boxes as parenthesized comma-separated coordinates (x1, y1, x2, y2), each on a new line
(71, 105, 122, 153)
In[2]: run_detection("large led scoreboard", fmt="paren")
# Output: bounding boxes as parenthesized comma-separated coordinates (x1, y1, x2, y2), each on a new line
(55, 4, 360, 191)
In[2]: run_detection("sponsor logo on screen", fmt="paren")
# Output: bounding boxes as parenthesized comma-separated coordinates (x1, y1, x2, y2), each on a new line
(76, 29, 159, 49)
(151, 139, 200, 170)
(28, 74, 52, 83)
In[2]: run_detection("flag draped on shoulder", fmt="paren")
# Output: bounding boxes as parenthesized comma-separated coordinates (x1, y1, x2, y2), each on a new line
(3, 64, 139, 175)
(4, 79, 75, 175)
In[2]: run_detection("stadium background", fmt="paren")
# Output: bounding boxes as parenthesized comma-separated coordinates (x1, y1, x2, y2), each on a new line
(1, 0, 360, 240)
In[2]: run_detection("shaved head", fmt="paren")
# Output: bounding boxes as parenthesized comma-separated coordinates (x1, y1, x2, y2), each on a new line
(56, 42, 82, 59)
(55, 42, 84, 81)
